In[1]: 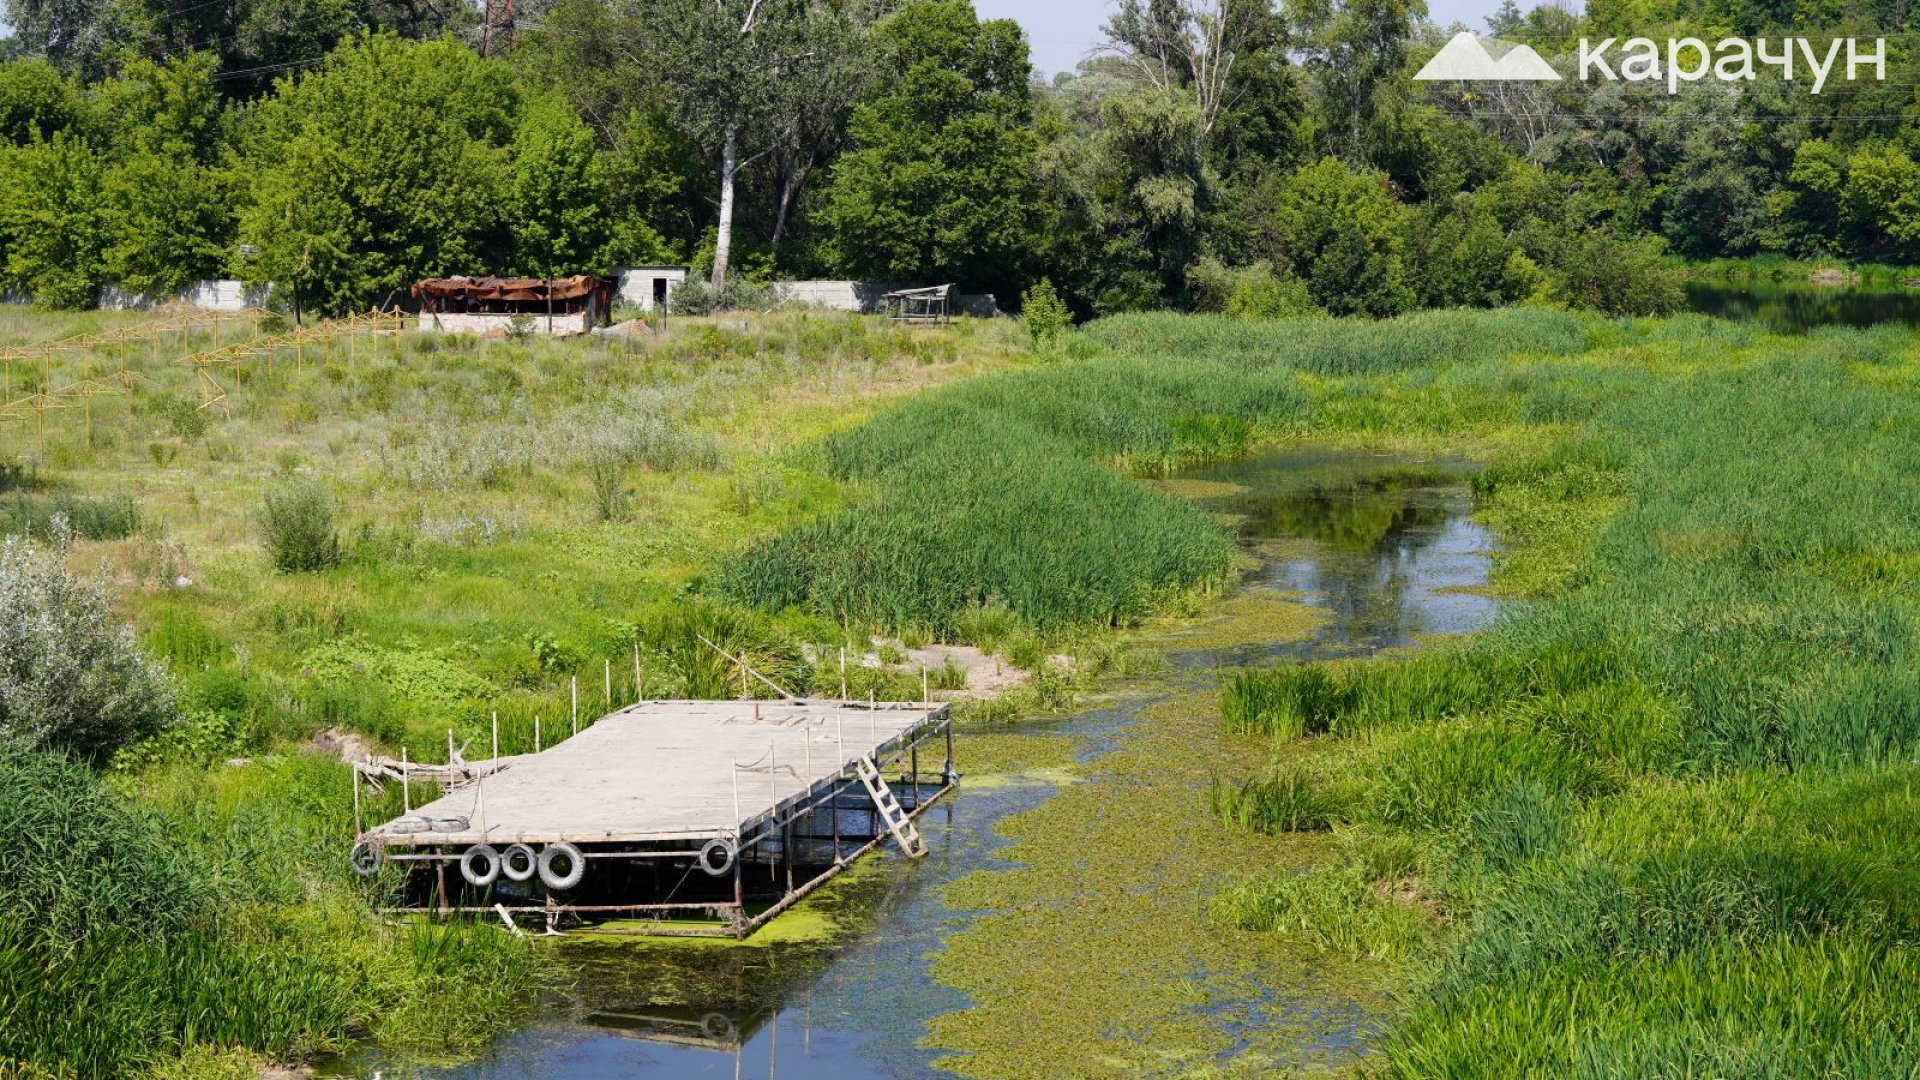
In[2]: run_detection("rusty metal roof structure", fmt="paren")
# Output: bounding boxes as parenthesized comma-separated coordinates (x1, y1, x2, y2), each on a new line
(413, 275, 607, 304)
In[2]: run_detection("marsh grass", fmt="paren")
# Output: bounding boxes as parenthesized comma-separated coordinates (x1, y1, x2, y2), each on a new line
(1203, 313, 1920, 1071)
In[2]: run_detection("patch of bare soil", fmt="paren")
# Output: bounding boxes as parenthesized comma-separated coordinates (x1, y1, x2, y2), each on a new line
(310, 726, 374, 764)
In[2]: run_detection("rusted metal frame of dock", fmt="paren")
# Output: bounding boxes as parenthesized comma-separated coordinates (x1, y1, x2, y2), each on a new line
(366, 699, 955, 937)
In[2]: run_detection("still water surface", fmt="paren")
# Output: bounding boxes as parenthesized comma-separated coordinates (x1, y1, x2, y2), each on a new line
(324, 450, 1499, 1080)
(1683, 280, 1920, 332)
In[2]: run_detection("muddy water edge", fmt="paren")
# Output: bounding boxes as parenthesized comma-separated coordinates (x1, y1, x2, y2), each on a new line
(320, 447, 1500, 1080)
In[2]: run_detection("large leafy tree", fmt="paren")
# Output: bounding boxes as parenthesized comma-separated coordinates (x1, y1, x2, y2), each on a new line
(1255, 155, 1413, 316)
(508, 92, 610, 276)
(819, 0, 1043, 295)
(236, 33, 517, 315)
(613, 0, 866, 287)
(5, 0, 476, 91)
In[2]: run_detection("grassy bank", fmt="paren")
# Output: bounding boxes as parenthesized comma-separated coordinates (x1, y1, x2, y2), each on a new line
(1184, 315, 1920, 1074)
(0, 308, 1031, 1076)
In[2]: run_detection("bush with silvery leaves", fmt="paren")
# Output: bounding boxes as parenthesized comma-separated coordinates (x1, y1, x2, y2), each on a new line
(0, 521, 177, 762)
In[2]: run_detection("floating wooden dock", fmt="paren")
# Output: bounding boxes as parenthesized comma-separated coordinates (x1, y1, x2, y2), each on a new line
(351, 698, 954, 938)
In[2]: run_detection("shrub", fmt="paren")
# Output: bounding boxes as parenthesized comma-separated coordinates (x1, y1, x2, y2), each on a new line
(1021, 277, 1072, 351)
(668, 276, 787, 315)
(0, 533, 177, 761)
(258, 482, 342, 573)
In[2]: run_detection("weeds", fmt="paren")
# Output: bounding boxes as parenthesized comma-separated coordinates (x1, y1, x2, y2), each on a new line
(257, 482, 341, 573)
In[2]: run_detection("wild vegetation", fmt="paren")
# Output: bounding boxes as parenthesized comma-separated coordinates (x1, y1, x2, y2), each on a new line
(0, 307, 1051, 1076)
(1180, 315, 1920, 1075)
(17, 0, 1904, 319)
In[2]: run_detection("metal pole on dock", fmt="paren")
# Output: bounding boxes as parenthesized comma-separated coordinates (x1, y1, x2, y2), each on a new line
(447, 728, 455, 764)
(633, 642, 643, 702)
(604, 659, 611, 708)
(922, 665, 929, 704)
(839, 648, 847, 699)
(492, 712, 499, 763)
(534, 716, 542, 752)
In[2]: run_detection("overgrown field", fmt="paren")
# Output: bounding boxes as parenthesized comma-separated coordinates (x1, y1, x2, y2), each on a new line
(0, 307, 1032, 1077)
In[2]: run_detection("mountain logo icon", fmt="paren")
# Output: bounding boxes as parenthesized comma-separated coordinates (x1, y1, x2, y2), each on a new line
(1414, 32, 1562, 81)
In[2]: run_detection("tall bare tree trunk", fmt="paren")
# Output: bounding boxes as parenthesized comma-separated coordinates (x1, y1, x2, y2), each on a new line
(713, 125, 739, 288)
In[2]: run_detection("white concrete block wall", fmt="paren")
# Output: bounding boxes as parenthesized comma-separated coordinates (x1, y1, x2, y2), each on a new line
(97, 280, 269, 311)
(611, 266, 690, 312)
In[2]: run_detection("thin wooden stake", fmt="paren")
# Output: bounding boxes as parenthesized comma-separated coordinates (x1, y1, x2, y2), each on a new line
(604, 659, 612, 707)
(839, 648, 847, 699)
(633, 642, 643, 702)
(491, 711, 499, 763)
(535, 716, 542, 753)
(401, 746, 411, 812)
(571, 677, 579, 735)
(352, 765, 362, 835)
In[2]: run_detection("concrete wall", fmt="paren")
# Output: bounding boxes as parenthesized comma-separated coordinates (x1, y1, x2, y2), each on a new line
(418, 309, 595, 338)
(773, 280, 1002, 317)
(98, 279, 270, 312)
(612, 266, 690, 312)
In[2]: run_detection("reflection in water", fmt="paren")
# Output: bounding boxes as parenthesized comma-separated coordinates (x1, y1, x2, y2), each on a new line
(323, 450, 1497, 1080)
(1683, 281, 1920, 333)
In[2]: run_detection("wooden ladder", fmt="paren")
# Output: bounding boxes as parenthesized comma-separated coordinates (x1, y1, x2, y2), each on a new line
(855, 756, 927, 858)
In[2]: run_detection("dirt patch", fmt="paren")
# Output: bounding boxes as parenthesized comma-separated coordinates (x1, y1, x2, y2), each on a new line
(867, 640, 1032, 697)
(310, 726, 374, 764)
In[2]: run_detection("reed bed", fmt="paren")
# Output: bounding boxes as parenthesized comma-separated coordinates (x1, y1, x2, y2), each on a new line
(1207, 313, 1920, 1073)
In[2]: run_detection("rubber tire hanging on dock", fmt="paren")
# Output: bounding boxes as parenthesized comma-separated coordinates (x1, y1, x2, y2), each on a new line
(350, 841, 382, 877)
(698, 838, 736, 877)
(461, 844, 502, 887)
(501, 843, 538, 882)
(538, 842, 587, 890)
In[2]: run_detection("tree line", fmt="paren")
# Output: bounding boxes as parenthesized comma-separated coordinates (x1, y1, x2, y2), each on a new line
(0, 0, 1913, 319)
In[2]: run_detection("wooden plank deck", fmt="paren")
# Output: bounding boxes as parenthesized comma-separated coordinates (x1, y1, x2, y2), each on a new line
(363, 699, 949, 849)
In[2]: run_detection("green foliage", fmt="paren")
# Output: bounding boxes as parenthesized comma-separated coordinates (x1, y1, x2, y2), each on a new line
(1189, 257, 1323, 320)
(1208, 767, 1344, 832)
(1546, 228, 1684, 316)
(0, 129, 107, 307)
(2, 492, 142, 541)
(0, 534, 177, 761)
(0, 743, 202, 945)
(1211, 865, 1429, 960)
(508, 92, 609, 277)
(257, 481, 342, 574)
(237, 34, 519, 315)
(1257, 157, 1415, 317)
(1019, 277, 1071, 350)
(821, 0, 1042, 295)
